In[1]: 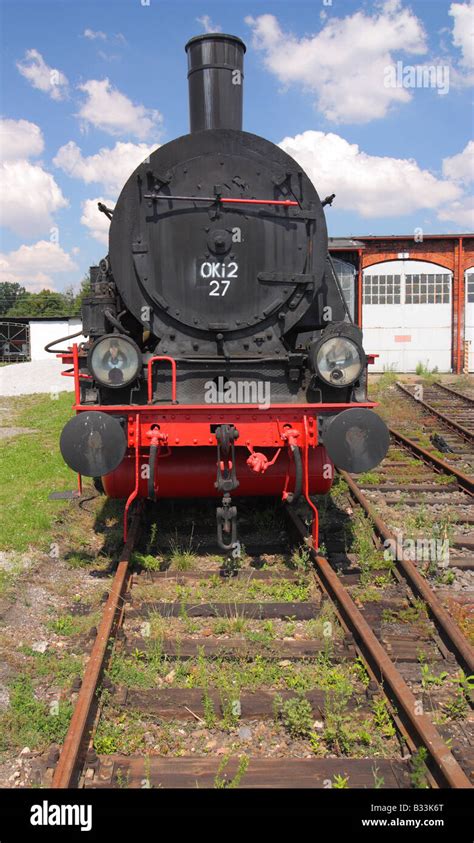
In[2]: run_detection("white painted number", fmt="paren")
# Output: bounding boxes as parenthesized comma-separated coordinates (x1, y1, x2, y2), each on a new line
(200, 261, 238, 296)
(209, 279, 230, 296)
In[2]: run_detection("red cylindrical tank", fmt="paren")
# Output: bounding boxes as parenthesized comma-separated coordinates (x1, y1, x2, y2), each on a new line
(102, 445, 333, 499)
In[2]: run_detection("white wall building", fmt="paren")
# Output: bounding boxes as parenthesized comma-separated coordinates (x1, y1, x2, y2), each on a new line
(362, 260, 453, 372)
(0, 317, 87, 362)
(28, 318, 86, 361)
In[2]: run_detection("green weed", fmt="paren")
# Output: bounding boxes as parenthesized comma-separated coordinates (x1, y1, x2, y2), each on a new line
(410, 747, 429, 789)
(276, 695, 313, 738)
(214, 754, 249, 789)
(0, 676, 72, 752)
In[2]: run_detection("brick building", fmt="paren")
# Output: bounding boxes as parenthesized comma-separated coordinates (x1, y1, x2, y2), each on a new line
(329, 234, 474, 373)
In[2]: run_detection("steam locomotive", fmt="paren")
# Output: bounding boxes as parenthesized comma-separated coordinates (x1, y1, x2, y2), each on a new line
(55, 33, 389, 550)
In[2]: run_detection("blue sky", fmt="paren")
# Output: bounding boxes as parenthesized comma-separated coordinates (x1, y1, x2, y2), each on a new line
(0, 0, 473, 293)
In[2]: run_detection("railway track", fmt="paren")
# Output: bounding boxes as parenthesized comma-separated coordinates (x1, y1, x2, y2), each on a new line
(395, 381, 474, 476)
(33, 493, 473, 791)
(324, 428, 474, 787)
(365, 380, 474, 647)
(430, 381, 474, 416)
(437, 381, 474, 403)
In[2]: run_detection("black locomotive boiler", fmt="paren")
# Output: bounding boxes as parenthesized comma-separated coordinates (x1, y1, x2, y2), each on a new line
(56, 33, 389, 549)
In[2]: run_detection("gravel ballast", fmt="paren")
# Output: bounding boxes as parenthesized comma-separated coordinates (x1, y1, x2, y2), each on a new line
(0, 360, 75, 397)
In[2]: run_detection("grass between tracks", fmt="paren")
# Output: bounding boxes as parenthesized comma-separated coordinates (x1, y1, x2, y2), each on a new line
(132, 575, 312, 604)
(97, 647, 400, 761)
(0, 393, 75, 552)
(108, 646, 353, 692)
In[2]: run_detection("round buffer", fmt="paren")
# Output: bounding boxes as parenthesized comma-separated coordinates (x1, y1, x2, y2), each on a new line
(60, 412, 127, 477)
(323, 408, 390, 474)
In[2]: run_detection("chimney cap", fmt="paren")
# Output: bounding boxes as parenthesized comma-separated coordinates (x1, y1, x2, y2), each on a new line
(185, 33, 246, 53)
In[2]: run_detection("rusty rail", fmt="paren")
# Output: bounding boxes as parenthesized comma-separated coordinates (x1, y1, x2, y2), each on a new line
(389, 426, 473, 495)
(52, 508, 142, 788)
(396, 381, 474, 443)
(340, 470, 474, 676)
(433, 381, 474, 405)
(286, 508, 472, 789)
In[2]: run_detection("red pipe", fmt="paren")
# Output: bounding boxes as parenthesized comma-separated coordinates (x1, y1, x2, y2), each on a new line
(72, 344, 80, 404)
(124, 413, 141, 539)
(357, 248, 363, 328)
(220, 198, 298, 207)
(303, 415, 319, 549)
(456, 236, 464, 374)
(72, 344, 82, 494)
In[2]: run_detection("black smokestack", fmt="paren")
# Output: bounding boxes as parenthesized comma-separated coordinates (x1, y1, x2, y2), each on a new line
(185, 33, 246, 132)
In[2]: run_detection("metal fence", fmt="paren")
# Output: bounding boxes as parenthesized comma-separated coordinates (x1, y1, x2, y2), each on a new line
(0, 321, 30, 362)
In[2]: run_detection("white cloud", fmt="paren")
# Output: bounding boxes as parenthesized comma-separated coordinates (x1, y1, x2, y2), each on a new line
(83, 28, 127, 59)
(0, 240, 78, 291)
(0, 118, 44, 162)
(438, 196, 474, 228)
(16, 49, 69, 101)
(81, 197, 113, 244)
(53, 139, 156, 196)
(97, 51, 119, 63)
(278, 130, 461, 217)
(196, 15, 222, 33)
(76, 78, 162, 139)
(449, 2, 474, 68)
(442, 141, 474, 183)
(438, 139, 473, 227)
(83, 28, 126, 45)
(83, 28, 107, 40)
(245, 3, 427, 123)
(0, 159, 68, 237)
(0, 119, 67, 237)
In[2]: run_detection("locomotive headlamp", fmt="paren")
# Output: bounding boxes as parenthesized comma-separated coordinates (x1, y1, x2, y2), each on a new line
(316, 336, 362, 387)
(311, 324, 365, 388)
(88, 334, 141, 389)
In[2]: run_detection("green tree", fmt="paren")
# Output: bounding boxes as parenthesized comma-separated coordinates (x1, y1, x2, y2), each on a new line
(6, 289, 70, 318)
(2, 274, 91, 319)
(72, 274, 91, 316)
(0, 282, 27, 316)
(62, 285, 76, 315)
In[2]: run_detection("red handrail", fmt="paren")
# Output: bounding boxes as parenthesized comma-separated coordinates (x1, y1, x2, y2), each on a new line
(303, 415, 319, 549)
(221, 198, 298, 206)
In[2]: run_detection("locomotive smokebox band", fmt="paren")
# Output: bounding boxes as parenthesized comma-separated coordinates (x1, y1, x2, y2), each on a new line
(185, 33, 246, 132)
